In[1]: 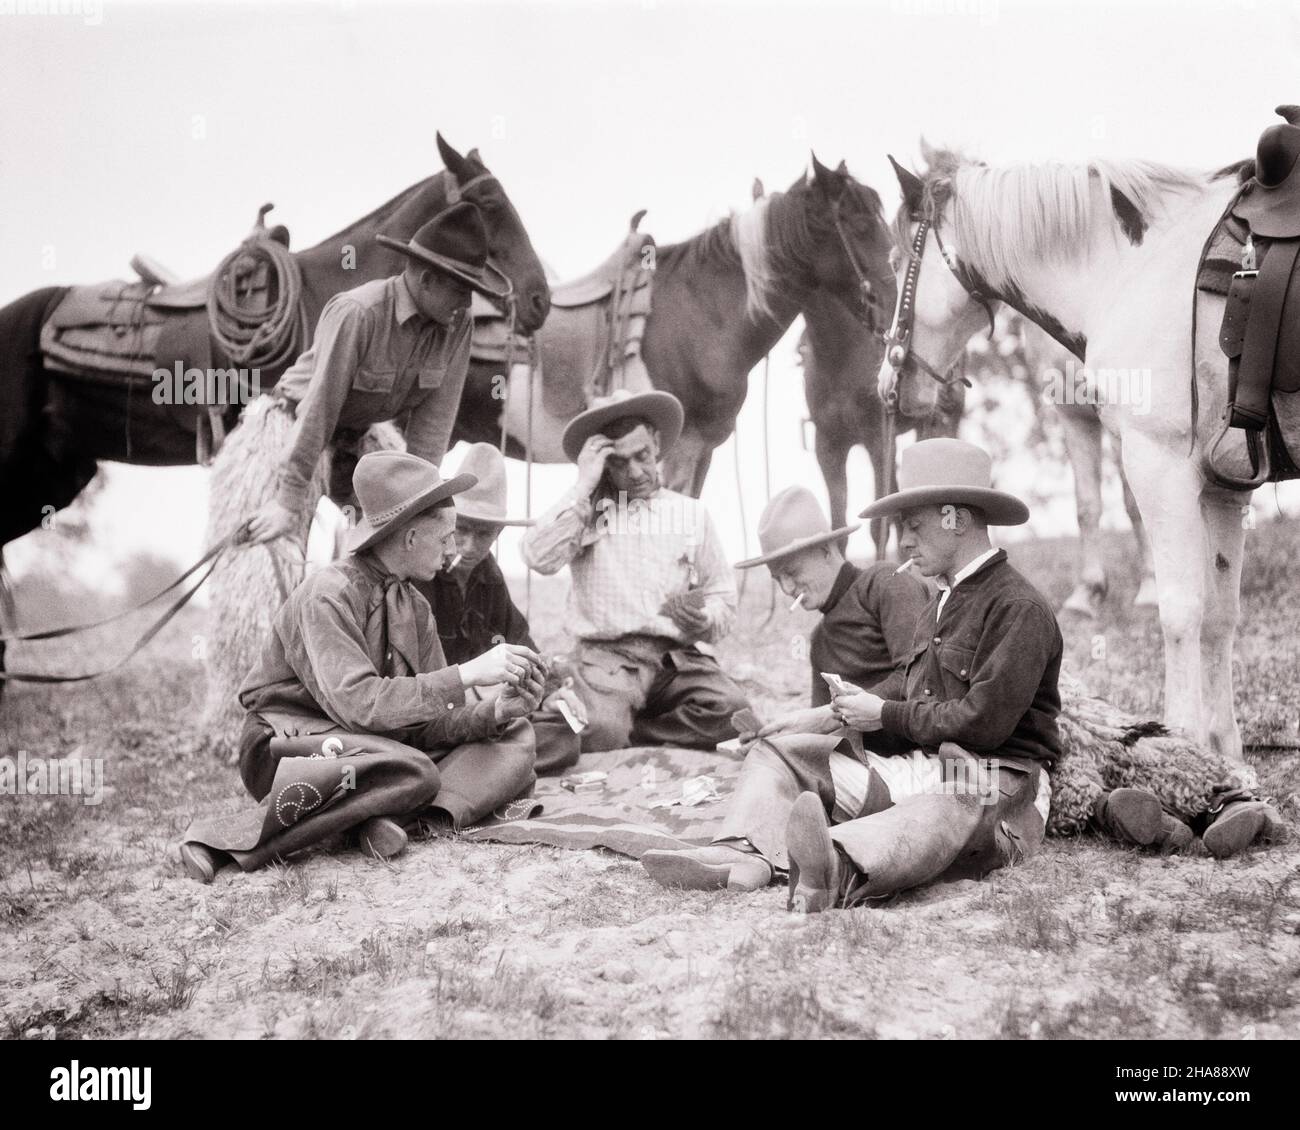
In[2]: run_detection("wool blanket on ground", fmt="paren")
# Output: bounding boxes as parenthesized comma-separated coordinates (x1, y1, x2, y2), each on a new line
(464, 746, 743, 858)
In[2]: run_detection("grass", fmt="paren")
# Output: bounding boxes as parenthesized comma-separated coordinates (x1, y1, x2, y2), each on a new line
(1, 521, 1299, 1039)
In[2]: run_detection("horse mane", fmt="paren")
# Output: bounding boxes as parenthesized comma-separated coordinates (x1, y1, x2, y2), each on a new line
(897, 146, 1206, 291)
(302, 172, 447, 251)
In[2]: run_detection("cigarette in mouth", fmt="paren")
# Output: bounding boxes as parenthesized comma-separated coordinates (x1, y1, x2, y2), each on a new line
(894, 559, 915, 575)
(789, 592, 806, 612)
(449, 553, 463, 570)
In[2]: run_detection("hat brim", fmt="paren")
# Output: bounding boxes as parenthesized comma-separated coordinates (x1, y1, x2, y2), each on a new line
(561, 391, 685, 462)
(858, 486, 1029, 526)
(374, 234, 513, 301)
(455, 506, 536, 528)
(346, 472, 478, 554)
(735, 524, 860, 569)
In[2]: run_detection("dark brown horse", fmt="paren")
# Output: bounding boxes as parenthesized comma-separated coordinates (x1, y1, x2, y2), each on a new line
(0, 136, 548, 553)
(451, 156, 894, 497)
(799, 285, 965, 555)
(0, 136, 548, 692)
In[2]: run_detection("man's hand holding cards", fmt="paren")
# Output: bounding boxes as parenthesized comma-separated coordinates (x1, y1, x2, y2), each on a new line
(824, 671, 885, 731)
(661, 588, 709, 635)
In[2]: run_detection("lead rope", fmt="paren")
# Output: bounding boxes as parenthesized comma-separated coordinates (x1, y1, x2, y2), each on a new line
(878, 393, 898, 562)
(524, 333, 536, 622)
(758, 350, 779, 628)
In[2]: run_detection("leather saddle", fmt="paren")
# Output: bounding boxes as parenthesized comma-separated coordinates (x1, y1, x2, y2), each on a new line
(1200, 105, 1300, 489)
(471, 212, 656, 419)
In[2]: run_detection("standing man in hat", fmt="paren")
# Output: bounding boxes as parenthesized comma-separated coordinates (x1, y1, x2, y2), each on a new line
(644, 439, 1061, 906)
(413, 443, 588, 772)
(731, 484, 930, 741)
(522, 389, 751, 759)
(245, 202, 513, 544)
(179, 450, 544, 882)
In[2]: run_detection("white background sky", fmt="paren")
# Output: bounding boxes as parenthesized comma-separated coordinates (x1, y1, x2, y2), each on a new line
(3, 0, 1299, 593)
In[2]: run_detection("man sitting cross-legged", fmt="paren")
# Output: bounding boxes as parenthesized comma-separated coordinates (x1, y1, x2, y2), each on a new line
(523, 389, 750, 762)
(644, 439, 1062, 909)
(179, 451, 543, 883)
(413, 442, 587, 774)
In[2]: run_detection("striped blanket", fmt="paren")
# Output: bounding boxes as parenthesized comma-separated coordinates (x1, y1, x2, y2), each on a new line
(464, 745, 743, 859)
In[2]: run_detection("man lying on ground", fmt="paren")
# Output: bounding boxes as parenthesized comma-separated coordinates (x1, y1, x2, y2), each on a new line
(523, 389, 750, 768)
(179, 451, 542, 882)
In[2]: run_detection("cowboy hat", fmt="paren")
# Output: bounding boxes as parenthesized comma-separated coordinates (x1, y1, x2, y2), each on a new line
(374, 202, 512, 301)
(736, 485, 859, 569)
(561, 388, 685, 463)
(447, 443, 534, 527)
(346, 450, 477, 554)
(858, 438, 1029, 526)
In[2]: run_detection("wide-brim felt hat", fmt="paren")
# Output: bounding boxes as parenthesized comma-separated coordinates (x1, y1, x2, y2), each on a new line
(449, 442, 534, 527)
(737, 485, 859, 568)
(346, 450, 477, 554)
(561, 388, 685, 463)
(375, 201, 513, 301)
(858, 438, 1029, 526)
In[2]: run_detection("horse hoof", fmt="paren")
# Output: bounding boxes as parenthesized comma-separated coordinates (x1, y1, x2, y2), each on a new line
(1133, 576, 1158, 607)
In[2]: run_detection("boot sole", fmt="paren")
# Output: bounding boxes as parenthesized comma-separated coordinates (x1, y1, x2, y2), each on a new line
(179, 843, 216, 884)
(1106, 788, 1164, 846)
(785, 793, 838, 914)
(641, 851, 732, 890)
(1204, 807, 1267, 859)
(357, 817, 408, 860)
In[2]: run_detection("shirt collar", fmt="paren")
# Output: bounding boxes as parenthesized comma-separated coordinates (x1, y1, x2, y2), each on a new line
(393, 274, 422, 326)
(937, 546, 1003, 595)
(820, 561, 859, 616)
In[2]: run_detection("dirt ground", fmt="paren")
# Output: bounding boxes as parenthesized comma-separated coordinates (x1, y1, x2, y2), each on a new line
(2, 523, 1298, 1040)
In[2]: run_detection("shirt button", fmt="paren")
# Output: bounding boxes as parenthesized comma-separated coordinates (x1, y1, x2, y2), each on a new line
(925, 687, 933, 695)
(960, 669, 968, 677)
(447, 702, 456, 710)
(933, 636, 941, 644)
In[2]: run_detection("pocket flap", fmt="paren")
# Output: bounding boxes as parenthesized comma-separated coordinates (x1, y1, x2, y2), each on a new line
(418, 364, 446, 390)
(353, 367, 397, 393)
(937, 645, 974, 680)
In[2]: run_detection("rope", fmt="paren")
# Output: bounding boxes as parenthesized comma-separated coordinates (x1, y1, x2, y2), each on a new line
(0, 526, 246, 683)
(207, 216, 307, 377)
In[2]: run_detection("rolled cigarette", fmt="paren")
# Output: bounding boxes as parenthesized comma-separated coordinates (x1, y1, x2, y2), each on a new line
(894, 558, 915, 575)
(449, 553, 464, 570)
(789, 592, 806, 612)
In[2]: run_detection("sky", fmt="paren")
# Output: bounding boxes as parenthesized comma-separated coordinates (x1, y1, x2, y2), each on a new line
(3, 0, 1299, 593)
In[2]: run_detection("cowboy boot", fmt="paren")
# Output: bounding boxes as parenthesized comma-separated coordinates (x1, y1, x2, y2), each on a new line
(179, 841, 224, 884)
(787, 791, 986, 912)
(1092, 788, 1194, 852)
(1203, 796, 1290, 859)
(641, 843, 773, 892)
(355, 816, 408, 860)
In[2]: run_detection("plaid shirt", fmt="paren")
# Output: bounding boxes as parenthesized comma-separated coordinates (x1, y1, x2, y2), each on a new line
(521, 485, 737, 645)
(274, 274, 472, 511)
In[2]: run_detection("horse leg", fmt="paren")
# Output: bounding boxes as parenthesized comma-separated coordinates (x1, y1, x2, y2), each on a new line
(1058, 404, 1108, 617)
(1119, 429, 1208, 743)
(661, 429, 712, 497)
(815, 427, 853, 550)
(1118, 454, 1157, 607)
(1199, 490, 1247, 761)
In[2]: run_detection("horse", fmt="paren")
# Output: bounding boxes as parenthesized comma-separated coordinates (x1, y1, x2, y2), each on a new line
(1018, 320, 1156, 615)
(0, 135, 549, 698)
(450, 155, 895, 498)
(878, 141, 1252, 761)
(798, 284, 964, 556)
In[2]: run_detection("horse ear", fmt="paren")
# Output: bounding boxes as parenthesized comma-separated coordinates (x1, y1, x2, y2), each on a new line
(836, 159, 848, 174)
(809, 151, 842, 199)
(889, 154, 924, 211)
(752, 177, 765, 201)
(436, 133, 474, 183)
(466, 147, 483, 165)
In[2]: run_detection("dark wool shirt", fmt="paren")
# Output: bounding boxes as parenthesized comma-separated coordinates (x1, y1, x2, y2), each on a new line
(809, 562, 932, 707)
(872, 549, 1063, 767)
(413, 554, 537, 667)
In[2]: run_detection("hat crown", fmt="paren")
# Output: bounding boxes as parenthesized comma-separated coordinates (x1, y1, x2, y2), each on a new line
(897, 438, 995, 498)
(408, 202, 488, 270)
(756, 486, 832, 555)
(353, 451, 450, 524)
(452, 443, 510, 521)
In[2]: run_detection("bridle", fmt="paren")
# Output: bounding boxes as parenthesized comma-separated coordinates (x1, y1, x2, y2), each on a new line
(828, 197, 884, 333)
(881, 212, 995, 392)
(446, 169, 516, 303)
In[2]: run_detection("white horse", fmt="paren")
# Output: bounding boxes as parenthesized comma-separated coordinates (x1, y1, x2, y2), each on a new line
(879, 143, 1251, 761)
(1019, 320, 1157, 615)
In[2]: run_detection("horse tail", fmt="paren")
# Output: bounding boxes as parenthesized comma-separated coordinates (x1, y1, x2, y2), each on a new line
(198, 396, 325, 758)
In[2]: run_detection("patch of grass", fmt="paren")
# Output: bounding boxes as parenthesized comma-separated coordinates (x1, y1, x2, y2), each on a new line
(710, 976, 876, 1039)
